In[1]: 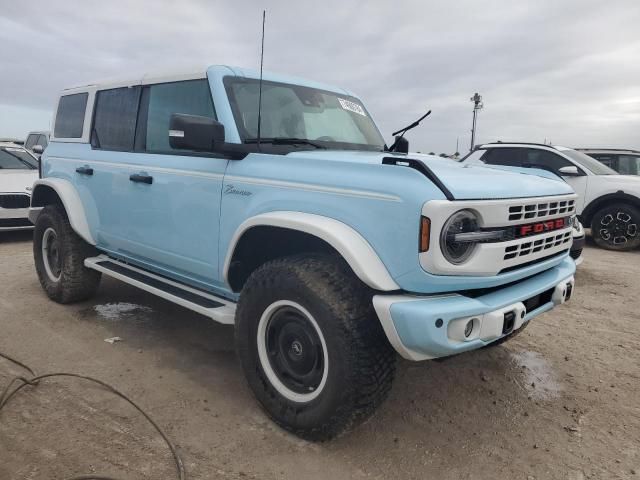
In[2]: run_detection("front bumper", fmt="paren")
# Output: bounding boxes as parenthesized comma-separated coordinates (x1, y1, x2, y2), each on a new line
(373, 256, 576, 361)
(0, 207, 33, 230)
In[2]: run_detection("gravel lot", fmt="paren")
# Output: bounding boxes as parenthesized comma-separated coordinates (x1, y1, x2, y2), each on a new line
(0, 230, 638, 480)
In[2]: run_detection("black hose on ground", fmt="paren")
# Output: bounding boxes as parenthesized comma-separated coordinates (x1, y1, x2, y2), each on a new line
(0, 351, 186, 480)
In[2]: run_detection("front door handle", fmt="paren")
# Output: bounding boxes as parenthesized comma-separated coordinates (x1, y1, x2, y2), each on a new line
(129, 173, 153, 185)
(75, 166, 93, 176)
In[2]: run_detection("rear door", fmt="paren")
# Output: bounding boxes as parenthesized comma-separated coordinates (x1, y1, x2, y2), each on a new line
(88, 85, 143, 255)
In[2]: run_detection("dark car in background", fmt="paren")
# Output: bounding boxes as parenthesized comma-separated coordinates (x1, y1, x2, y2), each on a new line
(577, 149, 640, 176)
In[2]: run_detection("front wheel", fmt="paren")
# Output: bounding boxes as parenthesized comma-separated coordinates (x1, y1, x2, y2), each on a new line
(591, 203, 640, 251)
(33, 204, 101, 303)
(235, 254, 396, 441)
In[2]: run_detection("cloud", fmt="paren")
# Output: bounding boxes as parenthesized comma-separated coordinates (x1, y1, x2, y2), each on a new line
(1, 0, 639, 152)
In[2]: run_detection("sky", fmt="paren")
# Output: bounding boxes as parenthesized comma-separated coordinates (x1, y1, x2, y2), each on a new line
(1, 0, 639, 154)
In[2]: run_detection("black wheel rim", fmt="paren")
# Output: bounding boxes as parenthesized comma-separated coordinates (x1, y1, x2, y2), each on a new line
(265, 306, 325, 395)
(599, 211, 638, 245)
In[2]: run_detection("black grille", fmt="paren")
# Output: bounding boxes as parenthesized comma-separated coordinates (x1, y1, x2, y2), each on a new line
(498, 250, 568, 274)
(0, 194, 30, 209)
(0, 218, 32, 228)
(570, 248, 583, 260)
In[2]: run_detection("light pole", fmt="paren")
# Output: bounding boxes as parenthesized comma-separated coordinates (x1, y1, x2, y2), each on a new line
(470, 92, 483, 151)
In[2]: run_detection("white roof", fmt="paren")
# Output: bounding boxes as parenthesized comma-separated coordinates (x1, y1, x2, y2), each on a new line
(63, 65, 211, 92)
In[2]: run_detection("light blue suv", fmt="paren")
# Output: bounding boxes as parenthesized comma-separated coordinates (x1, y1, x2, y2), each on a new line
(29, 65, 577, 440)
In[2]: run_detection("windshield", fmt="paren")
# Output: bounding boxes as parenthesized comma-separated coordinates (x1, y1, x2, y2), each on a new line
(0, 148, 37, 170)
(224, 78, 385, 151)
(560, 149, 617, 175)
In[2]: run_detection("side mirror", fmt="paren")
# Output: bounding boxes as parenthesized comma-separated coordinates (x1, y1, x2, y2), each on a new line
(32, 145, 44, 155)
(558, 165, 581, 176)
(392, 135, 409, 154)
(169, 114, 225, 152)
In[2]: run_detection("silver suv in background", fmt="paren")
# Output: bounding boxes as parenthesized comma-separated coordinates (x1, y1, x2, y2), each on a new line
(577, 149, 640, 176)
(25, 131, 49, 159)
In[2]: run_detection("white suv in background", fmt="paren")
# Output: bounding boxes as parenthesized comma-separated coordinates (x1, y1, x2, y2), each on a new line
(462, 143, 640, 251)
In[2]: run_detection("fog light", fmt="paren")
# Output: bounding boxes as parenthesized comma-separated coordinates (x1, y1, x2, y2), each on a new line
(464, 320, 474, 338)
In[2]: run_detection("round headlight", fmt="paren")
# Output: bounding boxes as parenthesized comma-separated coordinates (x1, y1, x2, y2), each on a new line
(440, 209, 480, 264)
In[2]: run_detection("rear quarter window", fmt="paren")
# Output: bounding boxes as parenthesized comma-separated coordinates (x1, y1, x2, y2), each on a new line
(54, 93, 88, 138)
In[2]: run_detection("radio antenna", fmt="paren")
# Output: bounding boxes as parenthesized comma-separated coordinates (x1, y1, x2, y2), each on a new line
(256, 10, 266, 152)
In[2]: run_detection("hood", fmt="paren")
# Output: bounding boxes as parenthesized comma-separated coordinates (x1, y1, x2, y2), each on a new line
(289, 150, 574, 200)
(0, 170, 38, 195)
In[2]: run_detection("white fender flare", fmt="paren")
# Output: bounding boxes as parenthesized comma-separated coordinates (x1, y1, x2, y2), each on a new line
(223, 211, 400, 291)
(29, 178, 96, 245)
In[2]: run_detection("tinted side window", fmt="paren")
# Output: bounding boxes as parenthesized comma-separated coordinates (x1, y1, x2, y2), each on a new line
(523, 149, 573, 172)
(619, 155, 640, 175)
(92, 87, 141, 151)
(591, 154, 617, 170)
(144, 79, 215, 153)
(38, 135, 49, 147)
(54, 93, 88, 138)
(25, 134, 38, 149)
(480, 148, 524, 167)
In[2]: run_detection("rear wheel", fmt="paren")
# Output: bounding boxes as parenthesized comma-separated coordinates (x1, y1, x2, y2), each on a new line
(33, 204, 101, 303)
(235, 254, 396, 441)
(591, 203, 640, 251)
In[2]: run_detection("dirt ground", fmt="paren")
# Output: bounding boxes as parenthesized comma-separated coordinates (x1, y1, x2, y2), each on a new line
(0, 230, 638, 480)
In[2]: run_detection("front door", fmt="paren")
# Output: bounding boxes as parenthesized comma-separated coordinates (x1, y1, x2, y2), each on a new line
(90, 79, 228, 290)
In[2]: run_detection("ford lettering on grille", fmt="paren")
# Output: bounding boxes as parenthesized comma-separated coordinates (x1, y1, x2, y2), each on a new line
(516, 217, 569, 238)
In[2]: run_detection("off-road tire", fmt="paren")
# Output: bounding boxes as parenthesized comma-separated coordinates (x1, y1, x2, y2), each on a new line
(483, 320, 530, 348)
(235, 254, 396, 441)
(33, 204, 101, 303)
(591, 203, 640, 251)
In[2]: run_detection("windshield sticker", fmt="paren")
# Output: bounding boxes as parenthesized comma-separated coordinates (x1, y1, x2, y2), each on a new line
(338, 98, 366, 116)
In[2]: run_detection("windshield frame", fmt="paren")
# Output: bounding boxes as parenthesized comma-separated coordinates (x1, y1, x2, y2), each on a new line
(223, 76, 386, 152)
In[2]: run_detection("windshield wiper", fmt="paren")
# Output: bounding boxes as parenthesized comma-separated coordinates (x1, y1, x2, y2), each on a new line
(387, 110, 431, 153)
(245, 137, 326, 149)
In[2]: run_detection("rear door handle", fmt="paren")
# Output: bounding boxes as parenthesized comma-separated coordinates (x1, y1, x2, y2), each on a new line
(75, 166, 93, 176)
(129, 173, 153, 184)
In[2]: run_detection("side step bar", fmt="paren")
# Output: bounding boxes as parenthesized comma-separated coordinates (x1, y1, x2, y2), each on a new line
(84, 255, 236, 324)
